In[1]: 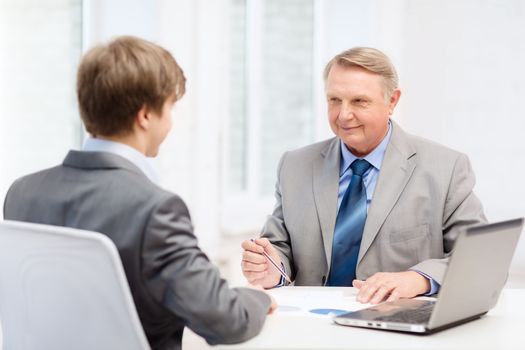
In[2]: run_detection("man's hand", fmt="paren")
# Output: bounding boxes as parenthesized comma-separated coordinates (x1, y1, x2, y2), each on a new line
(247, 284, 278, 314)
(241, 238, 282, 289)
(352, 271, 430, 304)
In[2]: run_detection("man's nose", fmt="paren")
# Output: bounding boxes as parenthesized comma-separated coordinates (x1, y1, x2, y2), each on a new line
(339, 102, 354, 121)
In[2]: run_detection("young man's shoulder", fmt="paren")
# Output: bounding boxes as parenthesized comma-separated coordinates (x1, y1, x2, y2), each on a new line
(6, 158, 179, 208)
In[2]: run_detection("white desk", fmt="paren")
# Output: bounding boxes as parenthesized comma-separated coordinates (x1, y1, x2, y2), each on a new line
(183, 287, 525, 350)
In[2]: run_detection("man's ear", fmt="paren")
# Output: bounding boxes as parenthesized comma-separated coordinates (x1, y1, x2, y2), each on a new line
(135, 104, 150, 131)
(388, 89, 401, 113)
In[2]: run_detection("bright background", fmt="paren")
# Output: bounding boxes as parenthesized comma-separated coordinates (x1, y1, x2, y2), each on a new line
(1, 0, 524, 291)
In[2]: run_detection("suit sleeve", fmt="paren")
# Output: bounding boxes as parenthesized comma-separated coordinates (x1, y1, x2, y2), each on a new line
(141, 194, 271, 345)
(411, 153, 487, 283)
(260, 152, 295, 282)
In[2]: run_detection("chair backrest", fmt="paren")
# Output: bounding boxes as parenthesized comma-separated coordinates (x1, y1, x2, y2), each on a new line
(0, 220, 151, 350)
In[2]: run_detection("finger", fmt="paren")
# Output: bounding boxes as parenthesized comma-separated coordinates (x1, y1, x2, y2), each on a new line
(245, 271, 267, 283)
(268, 295, 278, 314)
(357, 281, 381, 303)
(352, 279, 365, 289)
(254, 238, 278, 255)
(254, 237, 271, 248)
(258, 240, 283, 265)
(355, 272, 384, 302)
(242, 250, 267, 264)
(241, 239, 264, 254)
(386, 289, 401, 302)
(242, 261, 268, 272)
(370, 284, 394, 304)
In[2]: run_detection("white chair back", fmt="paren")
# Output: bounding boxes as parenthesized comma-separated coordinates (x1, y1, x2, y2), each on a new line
(0, 220, 150, 350)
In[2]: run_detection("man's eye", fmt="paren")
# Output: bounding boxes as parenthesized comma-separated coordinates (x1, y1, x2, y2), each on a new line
(329, 97, 341, 103)
(355, 99, 369, 105)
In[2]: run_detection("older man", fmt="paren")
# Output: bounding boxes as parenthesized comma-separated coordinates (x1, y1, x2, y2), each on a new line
(241, 47, 486, 304)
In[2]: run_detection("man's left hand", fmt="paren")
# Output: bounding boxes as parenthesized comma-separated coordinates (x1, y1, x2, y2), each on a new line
(352, 271, 430, 304)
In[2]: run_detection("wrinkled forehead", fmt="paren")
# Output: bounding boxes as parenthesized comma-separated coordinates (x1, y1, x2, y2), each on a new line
(325, 64, 387, 96)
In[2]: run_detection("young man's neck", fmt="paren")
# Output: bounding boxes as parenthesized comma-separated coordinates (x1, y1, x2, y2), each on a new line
(94, 134, 147, 156)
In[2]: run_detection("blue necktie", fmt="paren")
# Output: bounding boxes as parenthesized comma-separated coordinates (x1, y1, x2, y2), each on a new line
(327, 159, 371, 286)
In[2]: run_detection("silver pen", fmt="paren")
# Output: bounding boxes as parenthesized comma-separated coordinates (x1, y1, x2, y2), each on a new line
(251, 239, 292, 283)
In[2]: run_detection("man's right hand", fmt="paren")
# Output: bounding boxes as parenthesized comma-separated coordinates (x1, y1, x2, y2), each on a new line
(241, 238, 282, 289)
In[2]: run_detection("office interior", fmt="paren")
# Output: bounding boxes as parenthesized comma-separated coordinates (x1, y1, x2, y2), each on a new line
(0, 1, 524, 346)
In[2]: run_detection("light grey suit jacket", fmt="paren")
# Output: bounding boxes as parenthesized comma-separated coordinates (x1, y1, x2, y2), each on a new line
(4, 151, 270, 350)
(262, 121, 486, 286)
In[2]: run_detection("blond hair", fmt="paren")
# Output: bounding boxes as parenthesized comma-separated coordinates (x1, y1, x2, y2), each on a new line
(323, 47, 398, 100)
(77, 36, 186, 137)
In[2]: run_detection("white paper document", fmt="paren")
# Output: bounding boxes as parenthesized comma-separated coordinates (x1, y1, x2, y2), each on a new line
(268, 287, 371, 318)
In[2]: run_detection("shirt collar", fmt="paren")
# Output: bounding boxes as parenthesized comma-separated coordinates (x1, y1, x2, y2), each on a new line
(82, 137, 159, 183)
(339, 121, 392, 176)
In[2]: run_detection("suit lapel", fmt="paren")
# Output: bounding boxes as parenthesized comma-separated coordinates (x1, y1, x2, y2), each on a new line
(357, 122, 417, 265)
(312, 138, 340, 266)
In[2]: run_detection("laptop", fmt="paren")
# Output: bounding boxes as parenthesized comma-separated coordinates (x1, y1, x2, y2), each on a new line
(333, 218, 524, 334)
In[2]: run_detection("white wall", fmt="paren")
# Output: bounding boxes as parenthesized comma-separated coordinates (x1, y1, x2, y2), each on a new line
(0, 0, 82, 211)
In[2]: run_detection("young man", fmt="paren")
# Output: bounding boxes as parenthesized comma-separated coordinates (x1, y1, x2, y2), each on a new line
(4, 36, 275, 350)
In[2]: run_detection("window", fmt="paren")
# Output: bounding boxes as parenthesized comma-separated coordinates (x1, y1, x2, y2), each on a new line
(221, 0, 316, 234)
(0, 0, 83, 210)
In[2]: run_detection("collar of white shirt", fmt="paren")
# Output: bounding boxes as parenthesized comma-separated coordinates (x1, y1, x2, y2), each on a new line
(82, 137, 159, 183)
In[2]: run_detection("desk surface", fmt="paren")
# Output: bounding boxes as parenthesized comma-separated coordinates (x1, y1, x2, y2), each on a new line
(183, 287, 525, 350)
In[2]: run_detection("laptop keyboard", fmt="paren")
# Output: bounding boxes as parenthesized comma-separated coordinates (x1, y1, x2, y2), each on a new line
(373, 300, 435, 324)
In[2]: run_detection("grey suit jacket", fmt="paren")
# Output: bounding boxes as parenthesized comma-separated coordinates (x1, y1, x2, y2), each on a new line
(262, 121, 487, 286)
(4, 151, 270, 350)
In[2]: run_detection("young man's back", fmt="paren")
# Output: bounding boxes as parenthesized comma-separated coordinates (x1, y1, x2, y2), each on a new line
(3, 36, 272, 350)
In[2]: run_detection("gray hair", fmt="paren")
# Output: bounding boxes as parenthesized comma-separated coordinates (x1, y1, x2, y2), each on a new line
(323, 47, 398, 100)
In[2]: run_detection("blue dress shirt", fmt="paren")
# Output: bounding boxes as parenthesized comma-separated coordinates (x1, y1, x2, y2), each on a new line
(337, 123, 392, 212)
